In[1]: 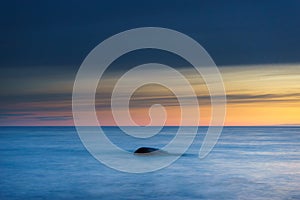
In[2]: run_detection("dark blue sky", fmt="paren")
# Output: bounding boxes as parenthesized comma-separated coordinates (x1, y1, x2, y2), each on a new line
(1, 0, 300, 70)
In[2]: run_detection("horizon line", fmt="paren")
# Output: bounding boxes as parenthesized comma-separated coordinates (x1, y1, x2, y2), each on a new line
(1, 125, 299, 127)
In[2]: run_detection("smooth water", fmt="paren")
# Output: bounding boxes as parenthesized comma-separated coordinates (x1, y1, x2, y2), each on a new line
(0, 126, 300, 200)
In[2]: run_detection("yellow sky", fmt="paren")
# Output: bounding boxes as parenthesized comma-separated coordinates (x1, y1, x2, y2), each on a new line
(220, 65, 300, 126)
(96, 64, 300, 126)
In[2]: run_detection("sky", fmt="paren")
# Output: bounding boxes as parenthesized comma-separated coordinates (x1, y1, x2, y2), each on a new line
(0, 0, 299, 126)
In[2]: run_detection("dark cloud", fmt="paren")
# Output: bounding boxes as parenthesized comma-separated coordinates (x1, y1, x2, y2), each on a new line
(96, 92, 300, 110)
(0, 93, 70, 102)
(128, 93, 300, 108)
(226, 93, 300, 104)
(0, 113, 33, 118)
(1, 91, 299, 114)
(35, 116, 73, 121)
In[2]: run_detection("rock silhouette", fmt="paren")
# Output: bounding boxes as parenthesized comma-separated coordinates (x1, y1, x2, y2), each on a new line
(134, 147, 160, 154)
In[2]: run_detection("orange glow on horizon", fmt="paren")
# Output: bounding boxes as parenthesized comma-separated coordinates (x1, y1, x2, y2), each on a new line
(1, 64, 299, 126)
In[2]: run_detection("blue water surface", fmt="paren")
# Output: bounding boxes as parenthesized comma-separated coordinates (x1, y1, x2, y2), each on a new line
(0, 126, 300, 200)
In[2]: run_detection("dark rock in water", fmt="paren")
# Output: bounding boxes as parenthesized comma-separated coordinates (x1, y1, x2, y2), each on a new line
(134, 147, 159, 154)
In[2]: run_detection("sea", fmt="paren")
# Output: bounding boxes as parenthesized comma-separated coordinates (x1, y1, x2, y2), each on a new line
(0, 126, 299, 200)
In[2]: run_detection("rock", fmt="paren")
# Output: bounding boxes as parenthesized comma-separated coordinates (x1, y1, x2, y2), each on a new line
(134, 147, 160, 154)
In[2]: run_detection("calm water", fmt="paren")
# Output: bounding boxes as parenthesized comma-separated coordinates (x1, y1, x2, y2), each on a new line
(0, 126, 300, 200)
